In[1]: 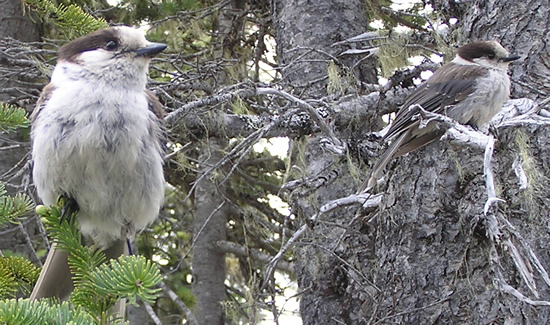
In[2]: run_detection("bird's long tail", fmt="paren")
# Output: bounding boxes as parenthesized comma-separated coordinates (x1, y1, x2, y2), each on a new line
(357, 131, 410, 194)
(30, 243, 73, 300)
(30, 239, 127, 299)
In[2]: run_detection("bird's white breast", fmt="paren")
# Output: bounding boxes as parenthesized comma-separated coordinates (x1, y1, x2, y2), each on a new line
(32, 63, 164, 247)
(450, 67, 511, 127)
(472, 68, 510, 126)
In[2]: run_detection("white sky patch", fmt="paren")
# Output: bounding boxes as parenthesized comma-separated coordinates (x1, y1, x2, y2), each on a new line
(420, 70, 434, 80)
(267, 194, 290, 216)
(152, 254, 169, 266)
(252, 138, 299, 324)
(253, 137, 289, 159)
(391, 0, 417, 10)
(245, 24, 278, 82)
(369, 19, 384, 30)
(259, 272, 302, 324)
(257, 35, 278, 82)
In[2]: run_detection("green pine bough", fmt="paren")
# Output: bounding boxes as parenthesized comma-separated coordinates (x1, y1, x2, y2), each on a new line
(0, 203, 162, 325)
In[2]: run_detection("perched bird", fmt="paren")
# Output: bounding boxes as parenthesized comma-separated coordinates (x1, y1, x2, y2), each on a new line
(359, 40, 520, 192)
(30, 26, 166, 300)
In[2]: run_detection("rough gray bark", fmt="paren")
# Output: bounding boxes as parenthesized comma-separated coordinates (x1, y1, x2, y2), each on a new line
(356, 123, 550, 323)
(0, 1, 40, 42)
(273, 0, 377, 97)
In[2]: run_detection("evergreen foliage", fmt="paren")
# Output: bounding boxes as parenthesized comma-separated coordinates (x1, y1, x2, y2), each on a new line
(36, 203, 162, 321)
(0, 102, 37, 301)
(0, 256, 40, 298)
(0, 103, 29, 133)
(0, 299, 98, 325)
(24, 0, 108, 38)
(0, 183, 33, 228)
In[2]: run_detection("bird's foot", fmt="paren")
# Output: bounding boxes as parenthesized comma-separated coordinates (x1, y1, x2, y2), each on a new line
(58, 194, 79, 222)
(126, 239, 133, 255)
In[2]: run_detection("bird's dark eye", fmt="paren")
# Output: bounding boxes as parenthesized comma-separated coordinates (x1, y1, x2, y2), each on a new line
(487, 53, 495, 59)
(106, 40, 118, 51)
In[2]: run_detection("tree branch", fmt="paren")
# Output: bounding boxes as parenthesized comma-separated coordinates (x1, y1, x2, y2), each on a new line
(214, 240, 294, 274)
(159, 281, 199, 325)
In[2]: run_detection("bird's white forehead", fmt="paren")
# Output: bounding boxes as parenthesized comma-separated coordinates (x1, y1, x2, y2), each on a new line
(488, 41, 510, 57)
(113, 26, 149, 48)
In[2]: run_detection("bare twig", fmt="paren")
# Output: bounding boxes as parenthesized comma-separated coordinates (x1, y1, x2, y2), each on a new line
(483, 134, 505, 215)
(164, 88, 255, 126)
(494, 270, 550, 307)
(159, 281, 199, 325)
(320, 193, 382, 213)
(214, 240, 294, 274)
(502, 238, 538, 298)
(256, 87, 345, 153)
(262, 222, 309, 290)
(143, 302, 163, 325)
(512, 157, 528, 190)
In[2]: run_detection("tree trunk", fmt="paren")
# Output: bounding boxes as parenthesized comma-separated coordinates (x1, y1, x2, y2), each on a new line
(192, 137, 230, 325)
(191, 1, 246, 323)
(273, 0, 379, 323)
(273, 0, 376, 97)
(0, 1, 40, 42)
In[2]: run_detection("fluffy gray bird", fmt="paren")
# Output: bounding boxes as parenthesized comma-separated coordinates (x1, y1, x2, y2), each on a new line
(30, 26, 166, 300)
(359, 41, 520, 192)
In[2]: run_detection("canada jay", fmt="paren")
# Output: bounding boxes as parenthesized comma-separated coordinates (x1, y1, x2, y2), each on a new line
(30, 26, 166, 300)
(359, 41, 520, 192)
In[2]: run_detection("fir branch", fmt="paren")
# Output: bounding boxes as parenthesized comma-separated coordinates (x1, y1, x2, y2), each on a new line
(0, 256, 40, 298)
(0, 266, 17, 299)
(90, 256, 162, 305)
(0, 183, 33, 227)
(0, 299, 97, 325)
(37, 204, 112, 315)
(0, 103, 29, 133)
(23, 0, 108, 38)
(36, 203, 162, 319)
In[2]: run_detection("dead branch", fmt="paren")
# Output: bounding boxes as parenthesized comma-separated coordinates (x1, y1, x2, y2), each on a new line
(214, 240, 294, 274)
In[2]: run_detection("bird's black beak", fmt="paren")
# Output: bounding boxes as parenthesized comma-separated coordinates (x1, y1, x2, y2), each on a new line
(501, 55, 521, 63)
(135, 42, 167, 57)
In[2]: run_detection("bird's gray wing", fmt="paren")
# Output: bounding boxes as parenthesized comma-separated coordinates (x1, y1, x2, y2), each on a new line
(146, 89, 164, 121)
(359, 64, 486, 193)
(146, 89, 167, 153)
(30, 83, 55, 123)
(384, 63, 483, 141)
